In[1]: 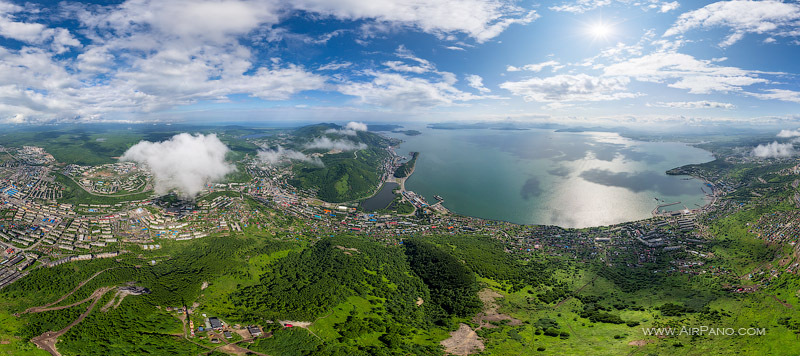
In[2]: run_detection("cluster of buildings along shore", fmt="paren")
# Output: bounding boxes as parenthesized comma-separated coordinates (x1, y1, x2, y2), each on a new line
(1, 144, 797, 296)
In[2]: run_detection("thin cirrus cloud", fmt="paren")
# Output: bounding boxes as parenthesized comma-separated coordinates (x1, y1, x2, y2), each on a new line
(747, 89, 800, 104)
(650, 101, 735, 109)
(506, 60, 564, 72)
(550, 0, 680, 13)
(338, 46, 498, 110)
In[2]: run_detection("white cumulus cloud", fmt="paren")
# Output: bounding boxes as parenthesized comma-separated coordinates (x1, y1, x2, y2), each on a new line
(777, 129, 800, 138)
(659, 1, 679, 13)
(121, 133, 235, 198)
(664, 0, 800, 47)
(0, 0, 328, 123)
(603, 52, 769, 94)
(345, 121, 368, 131)
(325, 121, 369, 135)
(305, 137, 367, 151)
(290, 0, 538, 43)
(338, 71, 490, 110)
(257, 145, 322, 166)
(752, 141, 794, 158)
(466, 74, 491, 93)
(499, 74, 637, 103)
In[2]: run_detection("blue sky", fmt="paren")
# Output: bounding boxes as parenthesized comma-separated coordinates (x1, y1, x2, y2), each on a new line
(0, 0, 799, 128)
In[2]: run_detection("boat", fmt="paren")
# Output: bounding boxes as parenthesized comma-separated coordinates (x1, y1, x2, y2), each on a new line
(433, 195, 443, 201)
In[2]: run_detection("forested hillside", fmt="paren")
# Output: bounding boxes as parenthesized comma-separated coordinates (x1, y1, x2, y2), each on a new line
(288, 124, 393, 202)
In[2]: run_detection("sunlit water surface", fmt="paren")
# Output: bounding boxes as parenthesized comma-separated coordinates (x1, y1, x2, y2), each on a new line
(389, 128, 713, 228)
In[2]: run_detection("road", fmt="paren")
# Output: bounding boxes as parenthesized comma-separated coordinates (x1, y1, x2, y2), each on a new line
(63, 173, 153, 197)
(21, 267, 121, 314)
(30, 287, 113, 356)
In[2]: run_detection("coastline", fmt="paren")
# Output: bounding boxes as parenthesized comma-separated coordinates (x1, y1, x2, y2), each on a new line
(387, 129, 715, 228)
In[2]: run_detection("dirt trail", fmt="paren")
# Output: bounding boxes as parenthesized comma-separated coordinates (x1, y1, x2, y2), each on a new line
(279, 320, 321, 340)
(555, 276, 598, 309)
(214, 343, 270, 356)
(26, 289, 105, 313)
(99, 288, 137, 312)
(767, 294, 793, 308)
(22, 267, 119, 314)
(30, 287, 113, 356)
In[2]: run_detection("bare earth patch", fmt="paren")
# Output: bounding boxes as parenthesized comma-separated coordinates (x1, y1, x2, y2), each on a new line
(279, 320, 312, 328)
(216, 344, 248, 356)
(334, 245, 359, 253)
(474, 288, 522, 328)
(628, 340, 655, 346)
(100, 289, 123, 312)
(233, 329, 252, 340)
(441, 323, 484, 355)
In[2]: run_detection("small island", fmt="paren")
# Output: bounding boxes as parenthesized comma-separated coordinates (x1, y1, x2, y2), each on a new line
(392, 129, 422, 136)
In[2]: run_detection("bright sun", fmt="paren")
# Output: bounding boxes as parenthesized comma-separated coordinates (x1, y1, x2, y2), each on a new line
(588, 22, 613, 40)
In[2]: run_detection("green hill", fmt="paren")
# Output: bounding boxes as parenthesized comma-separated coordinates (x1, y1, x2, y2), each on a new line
(288, 124, 393, 202)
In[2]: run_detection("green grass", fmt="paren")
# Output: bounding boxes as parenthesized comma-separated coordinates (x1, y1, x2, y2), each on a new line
(200, 247, 297, 316)
(248, 327, 322, 356)
(468, 273, 800, 356)
(0, 310, 50, 356)
(309, 296, 375, 342)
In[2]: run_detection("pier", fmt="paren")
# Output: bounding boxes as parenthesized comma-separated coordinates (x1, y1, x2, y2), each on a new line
(652, 201, 681, 216)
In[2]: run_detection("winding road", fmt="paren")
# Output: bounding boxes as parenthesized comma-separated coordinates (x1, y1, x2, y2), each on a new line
(21, 267, 121, 314)
(29, 287, 114, 356)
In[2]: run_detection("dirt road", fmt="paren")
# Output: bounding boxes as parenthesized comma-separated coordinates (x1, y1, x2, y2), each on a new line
(30, 287, 113, 356)
(22, 267, 120, 314)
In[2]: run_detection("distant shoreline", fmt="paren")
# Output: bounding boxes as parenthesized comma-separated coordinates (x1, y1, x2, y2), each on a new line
(390, 130, 714, 229)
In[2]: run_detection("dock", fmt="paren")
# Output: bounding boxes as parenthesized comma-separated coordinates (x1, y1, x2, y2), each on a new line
(652, 201, 681, 216)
